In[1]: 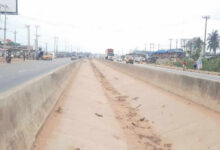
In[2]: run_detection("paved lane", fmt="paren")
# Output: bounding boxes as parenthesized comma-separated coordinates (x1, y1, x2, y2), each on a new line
(0, 58, 72, 93)
(133, 63, 220, 82)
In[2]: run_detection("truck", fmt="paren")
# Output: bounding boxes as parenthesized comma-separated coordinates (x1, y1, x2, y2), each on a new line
(105, 49, 114, 60)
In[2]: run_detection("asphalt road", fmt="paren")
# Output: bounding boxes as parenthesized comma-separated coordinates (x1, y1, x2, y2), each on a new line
(133, 63, 220, 82)
(0, 58, 72, 93)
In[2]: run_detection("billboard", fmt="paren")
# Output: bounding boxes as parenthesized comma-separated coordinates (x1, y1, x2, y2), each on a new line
(0, 0, 18, 15)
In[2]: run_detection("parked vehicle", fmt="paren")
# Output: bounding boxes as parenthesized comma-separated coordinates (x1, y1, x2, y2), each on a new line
(5, 50, 12, 63)
(134, 56, 145, 63)
(71, 56, 77, 60)
(42, 52, 53, 60)
(125, 55, 134, 64)
(105, 49, 114, 60)
(146, 56, 158, 63)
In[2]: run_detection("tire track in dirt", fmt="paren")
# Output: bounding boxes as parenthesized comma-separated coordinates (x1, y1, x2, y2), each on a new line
(90, 60, 172, 150)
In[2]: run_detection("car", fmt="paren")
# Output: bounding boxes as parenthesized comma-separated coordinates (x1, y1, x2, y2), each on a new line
(146, 56, 158, 63)
(134, 57, 145, 63)
(125, 55, 134, 64)
(42, 53, 53, 60)
(71, 56, 77, 60)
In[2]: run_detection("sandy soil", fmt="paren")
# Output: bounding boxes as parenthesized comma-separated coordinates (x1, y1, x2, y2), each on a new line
(32, 59, 220, 150)
(93, 60, 220, 150)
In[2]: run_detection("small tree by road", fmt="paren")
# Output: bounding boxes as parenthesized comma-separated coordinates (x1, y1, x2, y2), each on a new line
(186, 37, 203, 60)
(207, 30, 220, 55)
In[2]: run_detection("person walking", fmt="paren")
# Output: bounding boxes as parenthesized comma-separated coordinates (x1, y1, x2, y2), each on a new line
(193, 61, 197, 70)
(183, 60, 187, 71)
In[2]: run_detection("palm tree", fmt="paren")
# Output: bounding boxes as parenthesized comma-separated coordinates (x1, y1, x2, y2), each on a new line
(207, 30, 220, 55)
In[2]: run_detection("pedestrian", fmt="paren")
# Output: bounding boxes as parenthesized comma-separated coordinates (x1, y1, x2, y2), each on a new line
(193, 61, 197, 70)
(183, 60, 187, 71)
(23, 51, 26, 61)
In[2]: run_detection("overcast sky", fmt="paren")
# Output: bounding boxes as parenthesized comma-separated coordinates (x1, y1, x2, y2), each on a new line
(2, 0, 220, 54)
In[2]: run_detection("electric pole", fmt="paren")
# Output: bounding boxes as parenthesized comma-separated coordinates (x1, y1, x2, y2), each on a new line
(14, 30, 17, 44)
(144, 43, 147, 52)
(202, 16, 210, 57)
(3, 5, 8, 47)
(181, 39, 187, 51)
(169, 39, 172, 50)
(158, 44, 160, 50)
(54, 36, 58, 58)
(176, 39, 178, 49)
(35, 25, 40, 59)
(25, 25, 31, 54)
(45, 43, 48, 53)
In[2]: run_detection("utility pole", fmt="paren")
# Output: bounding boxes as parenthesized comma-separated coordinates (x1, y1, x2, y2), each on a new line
(176, 39, 178, 49)
(25, 25, 31, 54)
(35, 25, 40, 59)
(14, 30, 17, 44)
(45, 43, 48, 53)
(3, 5, 8, 47)
(169, 39, 172, 50)
(144, 43, 147, 52)
(202, 16, 210, 56)
(158, 44, 160, 50)
(54, 36, 58, 58)
(181, 39, 187, 51)
(152, 43, 154, 51)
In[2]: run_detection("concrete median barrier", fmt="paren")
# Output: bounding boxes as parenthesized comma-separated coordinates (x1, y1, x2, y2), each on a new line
(0, 60, 80, 150)
(101, 60, 220, 113)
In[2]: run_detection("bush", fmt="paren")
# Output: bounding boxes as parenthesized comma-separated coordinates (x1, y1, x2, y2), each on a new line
(173, 58, 194, 69)
(202, 58, 220, 72)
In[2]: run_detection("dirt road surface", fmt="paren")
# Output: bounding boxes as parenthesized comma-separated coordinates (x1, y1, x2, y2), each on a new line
(32, 59, 220, 150)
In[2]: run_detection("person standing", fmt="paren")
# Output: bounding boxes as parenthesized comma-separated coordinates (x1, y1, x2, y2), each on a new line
(193, 61, 197, 70)
(183, 60, 187, 71)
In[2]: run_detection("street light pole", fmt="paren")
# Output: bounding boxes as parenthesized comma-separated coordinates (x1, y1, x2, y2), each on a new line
(3, 5, 8, 48)
(35, 25, 39, 59)
(25, 25, 31, 55)
(169, 39, 172, 50)
(202, 16, 210, 57)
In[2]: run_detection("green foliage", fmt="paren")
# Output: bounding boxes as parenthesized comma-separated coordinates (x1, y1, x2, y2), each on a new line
(174, 58, 194, 69)
(191, 49, 201, 60)
(207, 30, 220, 55)
(173, 57, 220, 72)
(202, 58, 220, 72)
(186, 37, 203, 60)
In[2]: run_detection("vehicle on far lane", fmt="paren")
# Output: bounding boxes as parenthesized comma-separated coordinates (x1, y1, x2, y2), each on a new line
(125, 55, 134, 64)
(105, 49, 114, 60)
(42, 52, 53, 60)
(71, 56, 77, 60)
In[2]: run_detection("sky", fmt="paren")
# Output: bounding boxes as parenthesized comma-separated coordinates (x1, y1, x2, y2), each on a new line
(1, 0, 220, 54)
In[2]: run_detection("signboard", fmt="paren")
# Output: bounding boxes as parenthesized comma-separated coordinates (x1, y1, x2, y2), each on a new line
(0, 0, 18, 15)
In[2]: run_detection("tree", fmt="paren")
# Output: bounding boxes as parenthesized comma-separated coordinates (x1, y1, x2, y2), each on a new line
(186, 37, 203, 60)
(207, 30, 220, 55)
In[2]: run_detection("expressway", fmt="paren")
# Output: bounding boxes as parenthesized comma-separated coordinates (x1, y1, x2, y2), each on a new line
(134, 63, 220, 82)
(0, 58, 72, 93)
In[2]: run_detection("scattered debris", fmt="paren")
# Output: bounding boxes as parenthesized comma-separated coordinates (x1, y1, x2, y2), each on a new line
(135, 104, 142, 109)
(164, 143, 172, 148)
(132, 97, 139, 100)
(55, 107, 62, 113)
(131, 122, 138, 127)
(94, 113, 103, 117)
(140, 117, 145, 122)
